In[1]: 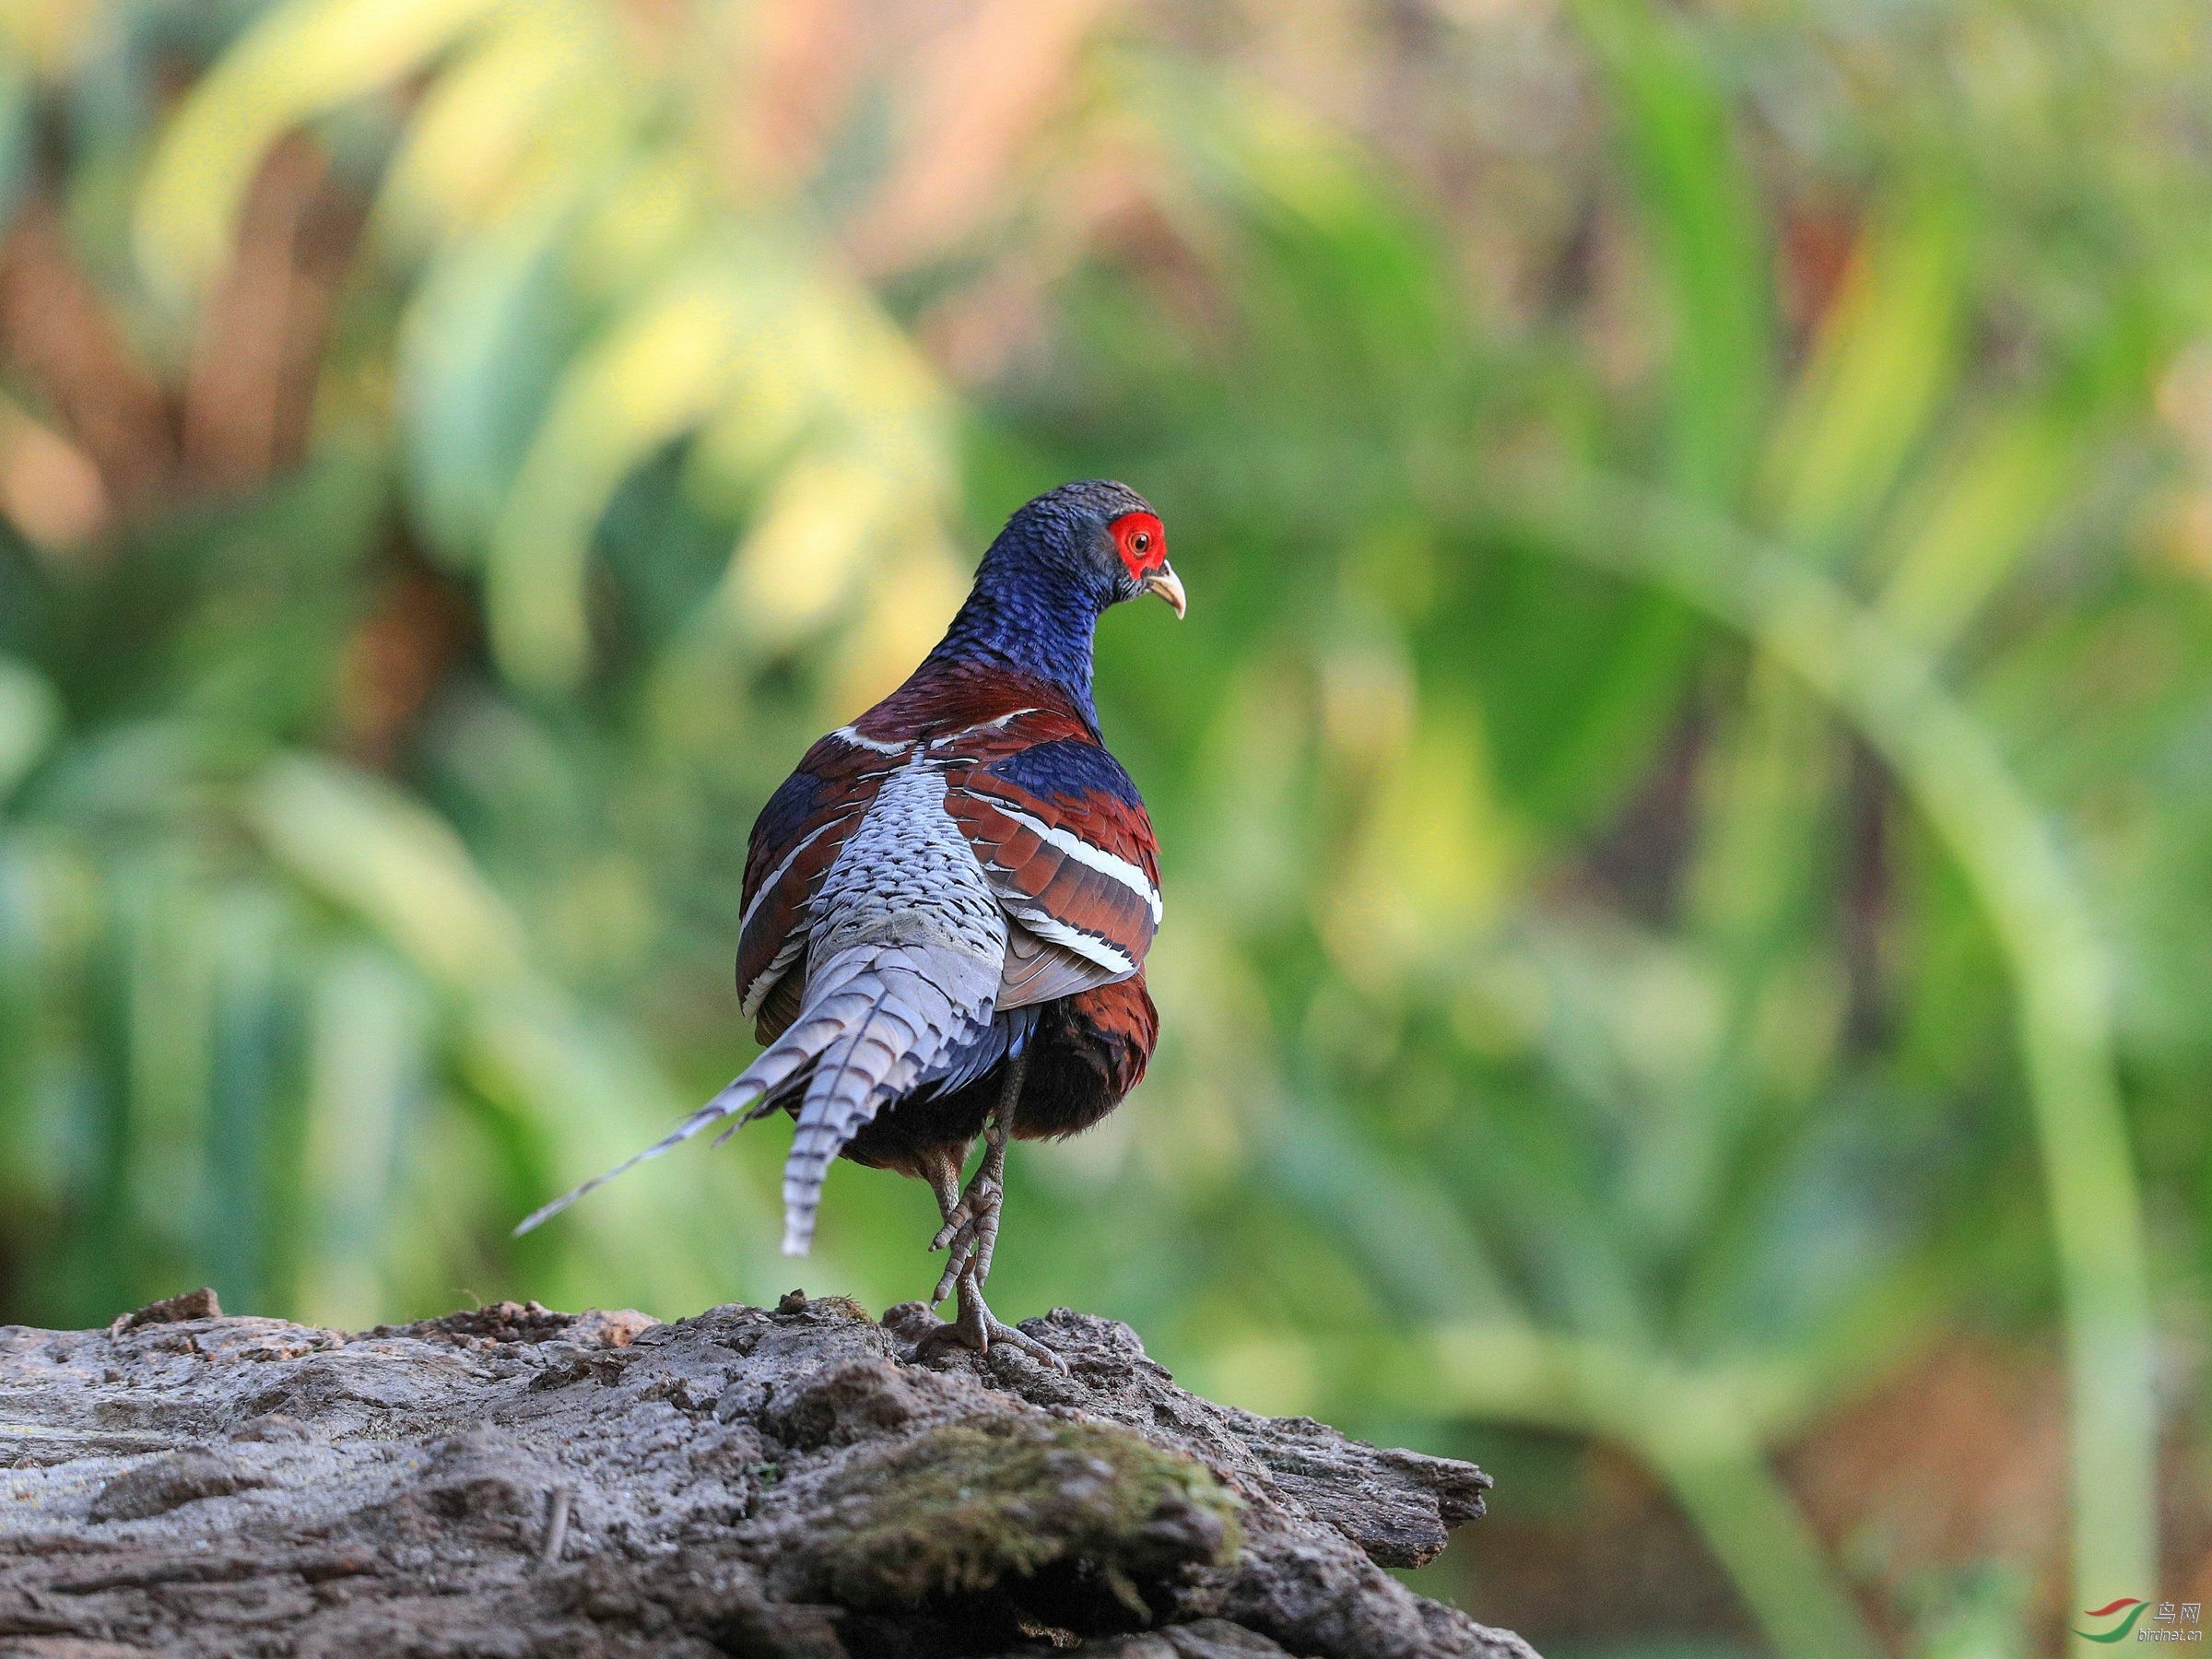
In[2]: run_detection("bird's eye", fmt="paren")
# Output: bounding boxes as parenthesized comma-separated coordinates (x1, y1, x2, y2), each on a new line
(1134, 533, 1151, 553)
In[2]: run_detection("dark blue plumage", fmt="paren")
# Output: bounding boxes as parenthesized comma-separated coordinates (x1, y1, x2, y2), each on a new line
(926, 479, 1168, 732)
(990, 738, 1146, 809)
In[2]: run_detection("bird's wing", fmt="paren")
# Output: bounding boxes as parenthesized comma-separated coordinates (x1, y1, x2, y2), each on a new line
(996, 920, 1117, 1007)
(939, 713, 1163, 1008)
(735, 726, 912, 1030)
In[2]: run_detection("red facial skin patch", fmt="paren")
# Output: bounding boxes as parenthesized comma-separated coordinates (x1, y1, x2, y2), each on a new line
(1109, 512, 1168, 581)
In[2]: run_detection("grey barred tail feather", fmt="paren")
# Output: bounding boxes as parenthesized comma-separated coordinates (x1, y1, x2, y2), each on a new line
(508, 1082, 764, 1240)
(506, 967, 877, 1241)
(512, 947, 986, 1255)
(780, 956, 979, 1255)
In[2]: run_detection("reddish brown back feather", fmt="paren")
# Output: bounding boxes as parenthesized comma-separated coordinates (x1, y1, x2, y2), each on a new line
(735, 668, 1163, 1040)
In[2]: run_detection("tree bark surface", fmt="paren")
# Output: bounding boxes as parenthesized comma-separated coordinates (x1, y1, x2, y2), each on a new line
(0, 1288, 1537, 1659)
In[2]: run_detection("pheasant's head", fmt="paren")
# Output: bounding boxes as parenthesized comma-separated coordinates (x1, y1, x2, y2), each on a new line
(1099, 498, 1185, 619)
(931, 480, 1185, 705)
(988, 479, 1185, 621)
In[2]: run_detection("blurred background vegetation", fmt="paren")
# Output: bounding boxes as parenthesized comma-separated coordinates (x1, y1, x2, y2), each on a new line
(2, 0, 2209, 1653)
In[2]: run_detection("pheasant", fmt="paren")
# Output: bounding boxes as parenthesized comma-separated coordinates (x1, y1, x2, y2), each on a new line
(517, 479, 1182, 1366)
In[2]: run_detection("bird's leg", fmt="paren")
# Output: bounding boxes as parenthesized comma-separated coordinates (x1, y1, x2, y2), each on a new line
(912, 1051, 1065, 1371)
(929, 1110, 1007, 1302)
(913, 1141, 969, 1257)
(927, 1049, 1024, 1303)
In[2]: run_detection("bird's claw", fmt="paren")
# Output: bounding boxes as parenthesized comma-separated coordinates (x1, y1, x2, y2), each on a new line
(929, 1253, 968, 1310)
(928, 1194, 1001, 1304)
(914, 1266, 1066, 1372)
(926, 1196, 979, 1256)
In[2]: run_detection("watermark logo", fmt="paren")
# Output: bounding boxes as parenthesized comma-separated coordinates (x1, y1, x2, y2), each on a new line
(2078, 1602, 2152, 1643)
(2075, 1601, 2204, 1642)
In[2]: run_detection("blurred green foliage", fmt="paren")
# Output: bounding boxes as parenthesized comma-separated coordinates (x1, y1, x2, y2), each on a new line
(3, 1, 2211, 1654)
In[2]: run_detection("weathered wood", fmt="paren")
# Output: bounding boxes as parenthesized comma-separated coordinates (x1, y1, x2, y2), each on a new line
(0, 1289, 1537, 1659)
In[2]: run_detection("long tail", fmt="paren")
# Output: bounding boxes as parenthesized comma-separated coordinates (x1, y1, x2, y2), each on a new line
(509, 961, 886, 1238)
(779, 947, 971, 1255)
(511, 945, 982, 1249)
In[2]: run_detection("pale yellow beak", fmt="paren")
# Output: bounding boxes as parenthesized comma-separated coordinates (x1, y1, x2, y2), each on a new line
(1143, 565, 1187, 618)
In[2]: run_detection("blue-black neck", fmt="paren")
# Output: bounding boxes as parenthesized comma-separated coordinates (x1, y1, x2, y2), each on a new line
(926, 559, 1113, 731)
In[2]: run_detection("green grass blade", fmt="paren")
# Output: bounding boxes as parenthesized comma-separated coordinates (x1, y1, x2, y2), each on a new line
(1759, 193, 1968, 559)
(0, 656, 59, 806)
(1571, 0, 1775, 507)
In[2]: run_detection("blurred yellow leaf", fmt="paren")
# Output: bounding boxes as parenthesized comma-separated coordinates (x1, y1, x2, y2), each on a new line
(1324, 698, 1517, 983)
(688, 253, 950, 508)
(1876, 405, 2076, 651)
(567, 147, 711, 300)
(486, 258, 754, 691)
(135, 0, 501, 308)
(723, 452, 897, 649)
(825, 533, 969, 713)
(376, 3, 609, 252)
(245, 750, 529, 988)
(1760, 195, 1966, 556)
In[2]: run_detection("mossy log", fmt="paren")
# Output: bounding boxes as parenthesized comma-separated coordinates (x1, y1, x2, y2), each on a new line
(0, 1288, 1537, 1659)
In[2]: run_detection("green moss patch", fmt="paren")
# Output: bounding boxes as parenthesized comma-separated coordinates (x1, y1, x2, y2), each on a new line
(804, 1414, 1242, 1610)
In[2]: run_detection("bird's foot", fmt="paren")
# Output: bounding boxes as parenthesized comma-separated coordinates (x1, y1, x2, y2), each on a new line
(928, 1147, 1006, 1304)
(914, 1269, 1066, 1372)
